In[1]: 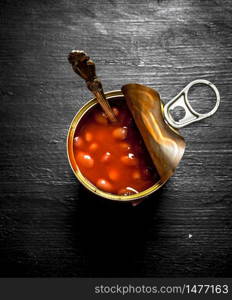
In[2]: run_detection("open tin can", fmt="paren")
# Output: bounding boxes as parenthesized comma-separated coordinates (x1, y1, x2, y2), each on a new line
(67, 79, 220, 203)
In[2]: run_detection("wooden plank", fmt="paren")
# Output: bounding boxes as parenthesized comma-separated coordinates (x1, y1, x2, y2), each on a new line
(0, 0, 232, 277)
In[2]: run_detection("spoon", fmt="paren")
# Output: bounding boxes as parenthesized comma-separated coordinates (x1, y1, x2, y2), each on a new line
(68, 50, 117, 123)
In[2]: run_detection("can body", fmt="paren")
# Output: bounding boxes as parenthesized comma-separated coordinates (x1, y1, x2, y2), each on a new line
(67, 90, 168, 202)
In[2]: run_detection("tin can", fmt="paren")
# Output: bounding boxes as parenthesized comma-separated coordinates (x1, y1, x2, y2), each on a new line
(67, 90, 168, 202)
(67, 80, 220, 202)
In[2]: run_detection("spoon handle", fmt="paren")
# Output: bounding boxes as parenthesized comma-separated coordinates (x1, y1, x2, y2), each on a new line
(68, 50, 117, 123)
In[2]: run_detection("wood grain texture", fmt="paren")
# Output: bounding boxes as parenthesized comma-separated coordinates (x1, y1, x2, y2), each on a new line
(0, 0, 232, 277)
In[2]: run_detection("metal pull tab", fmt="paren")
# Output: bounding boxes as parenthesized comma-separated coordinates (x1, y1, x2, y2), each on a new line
(163, 79, 220, 129)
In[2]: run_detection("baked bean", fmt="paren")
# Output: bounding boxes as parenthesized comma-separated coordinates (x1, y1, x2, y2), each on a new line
(96, 178, 113, 193)
(89, 143, 99, 152)
(119, 142, 131, 151)
(101, 152, 111, 163)
(108, 169, 120, 181)
(73, 136, 83, 148)
(85, 132, 93, 142)
(76, 152, 94, 168)
(94, 112, 108, 125)
(121, 153, 138, 166)
(112, 127, 127, 140)
(132, 170, 141, 180)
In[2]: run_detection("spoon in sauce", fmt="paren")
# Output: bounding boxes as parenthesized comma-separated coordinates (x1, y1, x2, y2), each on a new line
(68, 50, 117, 123)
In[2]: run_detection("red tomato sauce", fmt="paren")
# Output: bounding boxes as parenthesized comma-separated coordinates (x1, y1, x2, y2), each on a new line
(73, 99, 160, 196)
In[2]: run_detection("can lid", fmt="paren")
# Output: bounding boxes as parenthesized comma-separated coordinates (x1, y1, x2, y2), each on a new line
(122, 80, 220, 179)
(122, 83, 186, 179)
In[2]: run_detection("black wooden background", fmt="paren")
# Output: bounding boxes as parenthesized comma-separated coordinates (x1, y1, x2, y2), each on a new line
(0, 0, 232, 277)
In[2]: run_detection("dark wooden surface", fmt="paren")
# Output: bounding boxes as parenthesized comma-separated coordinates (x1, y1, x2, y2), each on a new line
(0, 0, 232, 277)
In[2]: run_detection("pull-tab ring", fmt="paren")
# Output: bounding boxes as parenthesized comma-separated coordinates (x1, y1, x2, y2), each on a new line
(163, 79, 220, 129)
